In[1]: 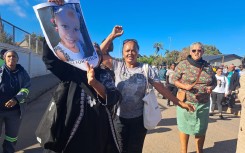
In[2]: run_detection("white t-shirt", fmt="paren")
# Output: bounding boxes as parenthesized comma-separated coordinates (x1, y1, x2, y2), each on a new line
(212, 74, 229, 94)
(166, 69, 175, 85)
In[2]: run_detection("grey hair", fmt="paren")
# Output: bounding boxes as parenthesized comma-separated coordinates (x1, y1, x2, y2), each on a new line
(190, 42, 204, 51)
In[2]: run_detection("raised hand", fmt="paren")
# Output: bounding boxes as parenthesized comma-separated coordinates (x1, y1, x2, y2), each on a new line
(111, 25, 124, 38)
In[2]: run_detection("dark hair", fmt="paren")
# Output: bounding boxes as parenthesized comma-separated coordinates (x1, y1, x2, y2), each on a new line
(0, 49, 8, 59)
(93, 42, 101, 54)
(93, 42, 102, 64)
(216, 67, 223, 70)
(170, 62, 176, 66)
(123, 39, 139, 51)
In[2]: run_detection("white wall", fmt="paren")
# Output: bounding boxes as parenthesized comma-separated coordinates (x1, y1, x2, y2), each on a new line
(0, 42, 50, 78)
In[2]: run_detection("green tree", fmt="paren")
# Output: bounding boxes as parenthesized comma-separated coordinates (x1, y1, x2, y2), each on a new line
(177, 47, 189, 63)
(151, 55, 165, 66)
(203, 45, 221, 55)
(0, 17, 13, 44)
(165, 50, 180, 64)
(138, 55, 152, 64)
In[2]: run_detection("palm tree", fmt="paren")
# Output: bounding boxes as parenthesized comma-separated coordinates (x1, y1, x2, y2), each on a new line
(153, 42, 163, 56)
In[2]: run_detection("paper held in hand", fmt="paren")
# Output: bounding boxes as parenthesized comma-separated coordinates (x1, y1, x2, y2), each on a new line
(33, 0, 99, 71)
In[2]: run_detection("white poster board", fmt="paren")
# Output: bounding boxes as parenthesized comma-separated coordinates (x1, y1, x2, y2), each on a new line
(33, 0, 99, 71)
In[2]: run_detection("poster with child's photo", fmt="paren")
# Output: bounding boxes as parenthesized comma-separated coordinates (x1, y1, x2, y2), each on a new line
(33, 0, 99, 71)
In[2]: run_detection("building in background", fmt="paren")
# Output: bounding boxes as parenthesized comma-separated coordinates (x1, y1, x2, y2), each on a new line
(202, 54, 242, 67)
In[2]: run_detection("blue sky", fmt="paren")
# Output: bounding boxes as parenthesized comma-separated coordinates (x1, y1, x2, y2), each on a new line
(0, 0, 245, 58)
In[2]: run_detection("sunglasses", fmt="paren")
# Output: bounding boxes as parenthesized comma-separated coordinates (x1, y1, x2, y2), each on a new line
(123, 39, 139, 50)
(191, 49, 203, 53)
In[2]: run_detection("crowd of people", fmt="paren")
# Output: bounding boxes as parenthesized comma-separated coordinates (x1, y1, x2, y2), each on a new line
(1, 33, 244, 153)
(0, 0, 244, 153)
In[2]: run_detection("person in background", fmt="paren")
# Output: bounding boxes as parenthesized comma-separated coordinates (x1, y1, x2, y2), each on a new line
(222, 65, 228, 76)
(172, 42, 216, 153)
(226, 64, 240, 110)
(166, 63, 178, 106)
(152, 65, 159, 75)
(212, 66, 217, 73)
(158, 64, 167, 87)
(158, 64, 167, 98)
(239, 65, 245, 76)
(209, 67, 229, 119)
(0, 49, 8, 66)
(0, 50, 31, 153)
(235, 66, 241, 75)
(100, 25, 194, 153)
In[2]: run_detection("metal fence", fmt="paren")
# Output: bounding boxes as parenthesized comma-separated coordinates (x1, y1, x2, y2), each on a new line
(0, 18, 43, 55)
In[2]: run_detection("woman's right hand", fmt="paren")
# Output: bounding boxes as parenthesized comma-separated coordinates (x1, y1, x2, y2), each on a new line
(111, 25, 124, 39)
(179, 101, 195, 112)
(48, 0, 64, 5)
(5, 99, 17, 108)
(184, 84, 193, 91)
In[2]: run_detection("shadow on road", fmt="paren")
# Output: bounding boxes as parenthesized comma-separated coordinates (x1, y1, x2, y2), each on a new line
(208, 114, 240, 123)
(146, 117, 177, 134)
(158, 117, 177, 126)
(189, 139, 237, 153)
(147, 127, 172, 134)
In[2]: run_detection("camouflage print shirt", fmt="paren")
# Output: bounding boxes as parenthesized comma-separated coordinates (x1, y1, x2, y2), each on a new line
(172, 59, 214, 103)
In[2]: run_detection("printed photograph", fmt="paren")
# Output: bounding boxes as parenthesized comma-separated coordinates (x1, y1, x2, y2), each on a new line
(33, 0, 99, 70)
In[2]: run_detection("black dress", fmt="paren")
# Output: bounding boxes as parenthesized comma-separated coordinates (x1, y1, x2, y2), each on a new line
(42, 41, 121, 153)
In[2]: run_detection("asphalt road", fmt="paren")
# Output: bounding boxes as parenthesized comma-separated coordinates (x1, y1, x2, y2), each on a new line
(9, 88, 240, 153)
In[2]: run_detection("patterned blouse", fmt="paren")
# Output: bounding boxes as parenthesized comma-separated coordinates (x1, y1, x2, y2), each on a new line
(172, 59, 214, 103)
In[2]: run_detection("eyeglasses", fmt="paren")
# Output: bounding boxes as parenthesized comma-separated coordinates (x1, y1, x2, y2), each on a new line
(192, 49, 202, 53)
(123, 39, 139, 50)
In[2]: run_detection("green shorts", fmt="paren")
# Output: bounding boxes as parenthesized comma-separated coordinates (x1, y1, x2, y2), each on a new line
(177, 101, 210, 136)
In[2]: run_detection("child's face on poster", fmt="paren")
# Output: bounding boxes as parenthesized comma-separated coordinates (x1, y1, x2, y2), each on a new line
(55, 8, 80, 49)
